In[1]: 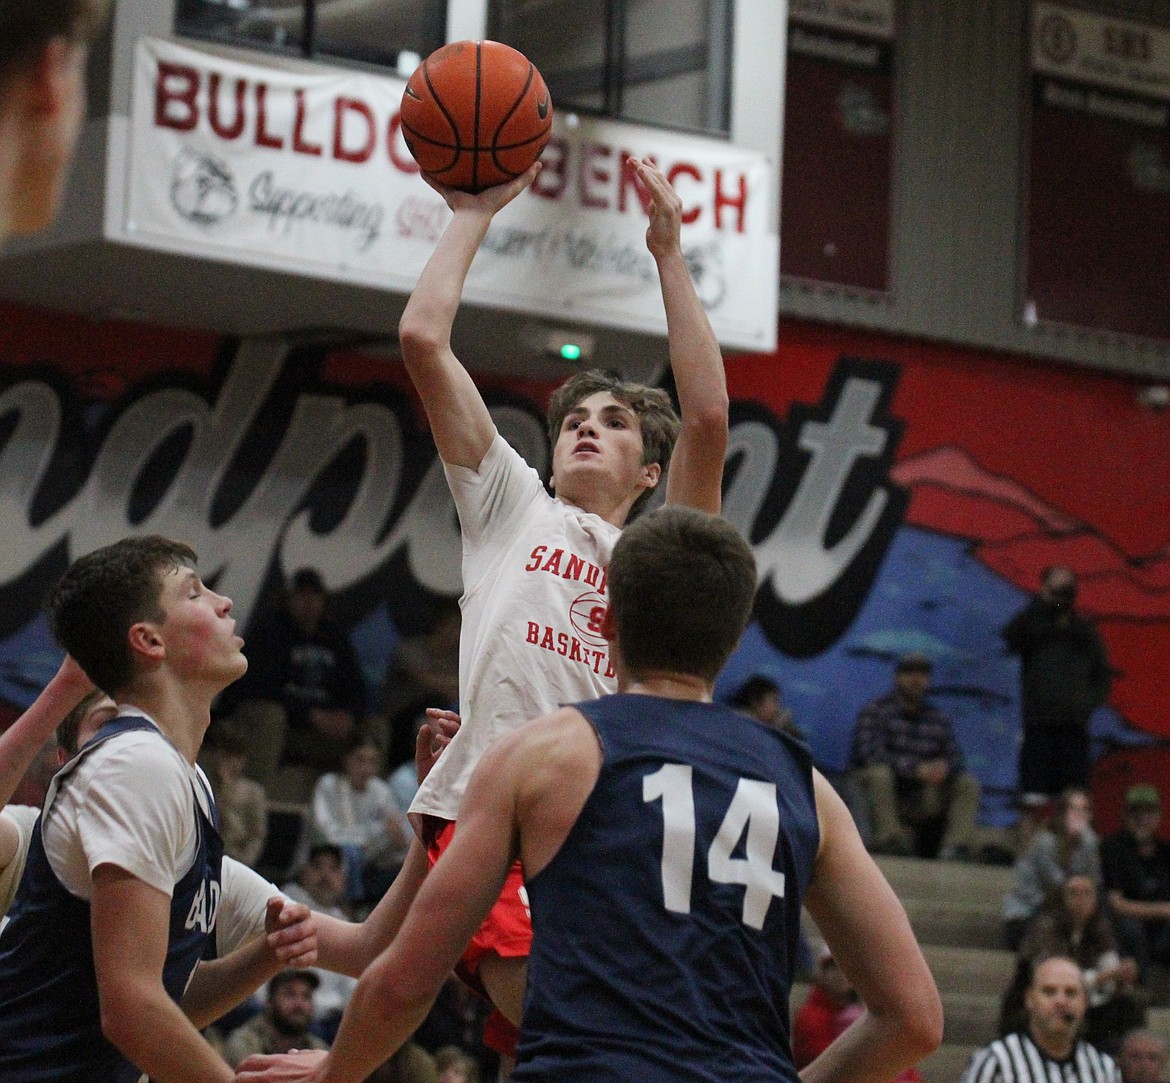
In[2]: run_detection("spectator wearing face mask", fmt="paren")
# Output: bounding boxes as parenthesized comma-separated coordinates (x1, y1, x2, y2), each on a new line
(1002, 566, 1111, 803)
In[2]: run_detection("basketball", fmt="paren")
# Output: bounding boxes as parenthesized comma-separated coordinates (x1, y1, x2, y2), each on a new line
(400, 40, 553, 194)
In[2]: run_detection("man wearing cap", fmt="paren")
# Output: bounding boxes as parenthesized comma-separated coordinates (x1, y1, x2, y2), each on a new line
(850, 653, 981, 859)
(214, 567, 370, 793)
(223, 970, 330, 1067)
(1101, 784, 1170, 982)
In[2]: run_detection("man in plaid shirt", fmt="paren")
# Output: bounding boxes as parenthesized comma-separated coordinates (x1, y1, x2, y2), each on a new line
(850, 653, 981, 859)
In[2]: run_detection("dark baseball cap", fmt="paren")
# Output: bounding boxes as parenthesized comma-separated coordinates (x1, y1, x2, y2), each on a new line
(269, 968, 320, 993)
(895, 652, 933, 674)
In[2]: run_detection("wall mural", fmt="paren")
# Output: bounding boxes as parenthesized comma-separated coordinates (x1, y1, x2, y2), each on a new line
(1, 303, 1166, 830)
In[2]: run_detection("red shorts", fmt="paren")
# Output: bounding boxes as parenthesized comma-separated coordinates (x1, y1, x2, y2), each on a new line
(426, 819, 531, 1056)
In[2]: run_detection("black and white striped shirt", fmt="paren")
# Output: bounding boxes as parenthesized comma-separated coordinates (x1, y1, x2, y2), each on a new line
(961, 1032, 1119, 1083)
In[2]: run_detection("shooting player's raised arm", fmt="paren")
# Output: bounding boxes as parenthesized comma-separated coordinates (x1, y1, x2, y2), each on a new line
(398, 165, 541, 470)
(630, 158, 729, 514)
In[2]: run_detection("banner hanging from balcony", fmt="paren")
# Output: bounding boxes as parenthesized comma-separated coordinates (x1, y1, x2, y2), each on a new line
(125, 37, 777, 350)
(1026, 2, 1170, 342)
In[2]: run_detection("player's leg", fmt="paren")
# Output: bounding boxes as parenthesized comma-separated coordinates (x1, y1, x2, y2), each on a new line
(478, 953, 528, 1027)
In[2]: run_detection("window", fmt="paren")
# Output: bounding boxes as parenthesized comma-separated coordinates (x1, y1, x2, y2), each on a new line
(489, 0, 733, 136)
(175, 0, 445, 72)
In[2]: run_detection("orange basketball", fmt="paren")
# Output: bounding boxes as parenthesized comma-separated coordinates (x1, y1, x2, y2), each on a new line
(400, 40, 553, 194)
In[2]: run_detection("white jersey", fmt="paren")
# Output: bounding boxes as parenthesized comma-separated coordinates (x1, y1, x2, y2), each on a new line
(0, 805, 40, 922)
(42, 708, 213, 901)
(217, 858, 283, 956)
(0, 708, 279, 954)
(411, 434, 621, 821)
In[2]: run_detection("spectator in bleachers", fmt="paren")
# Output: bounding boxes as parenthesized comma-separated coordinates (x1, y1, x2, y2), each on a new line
(850, 653, 981, 859)
(1102, 785, 1170, 984)
(1002, 566, 1111, 802)
(999, 875, 1143, 1053)
(963, 955, 1119, 1083)
(363, 1044, 439, 1083)
(376, 598, 461, 772)
(792, 944, 922, 1083)
(204, 727, 267, 868)
(728, 675, 802, 739)
(1002, 787, 1101, 950)
(1116, 1029, 1167, 1083)
(280, 844, 359, 1039)
(434, 1045, 480, 1083)
(222, 969, 329, 1067)
(215, 567, 369, 796)
(792, 945, 859, 1069)
(412, 979, 499, 1083)
(306, 734, 410, 907)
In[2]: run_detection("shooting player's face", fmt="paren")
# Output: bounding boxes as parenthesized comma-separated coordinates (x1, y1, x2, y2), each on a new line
(551, 391, 659, 508)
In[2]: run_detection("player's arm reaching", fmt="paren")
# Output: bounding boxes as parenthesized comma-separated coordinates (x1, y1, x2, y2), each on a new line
(180, 895, 318, 1029)
(263, 711, 459, 979)
(800, 771, 943, 1083)
(632, 157, 729, 515)
(0, 656, 93, 869)
(397, 163, 542, 470)
(235, 714, 549, 1083)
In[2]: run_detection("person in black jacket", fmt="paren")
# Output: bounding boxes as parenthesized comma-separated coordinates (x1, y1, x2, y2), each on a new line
(216, 567, 369, 791)
(1002, 566, 1111, 801)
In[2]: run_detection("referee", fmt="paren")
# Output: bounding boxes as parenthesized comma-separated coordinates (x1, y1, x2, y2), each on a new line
(961, 956, 1119, 1083)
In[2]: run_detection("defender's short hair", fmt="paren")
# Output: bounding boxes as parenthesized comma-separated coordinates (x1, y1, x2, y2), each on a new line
(47, 536, 198, 697)
(0, 1, 110, 74)
(546, 370, 680, 516)
(607, 507, 757, 683)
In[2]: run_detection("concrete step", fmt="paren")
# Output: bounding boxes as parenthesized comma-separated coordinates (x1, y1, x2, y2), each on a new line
(901, 896, 1004, 951)
(921, 1043, 977, 1083)
(793, 984, 1001, 1047)
(923, 944, 1014, 997)
(874, 854, 1015, 903)
(800, 934, 1014, 999)
(941, 991, 1000, 1046)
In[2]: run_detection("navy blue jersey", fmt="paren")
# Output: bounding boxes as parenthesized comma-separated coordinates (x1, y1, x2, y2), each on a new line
(513, 693, 819, 1083)
(0, 715, 222, 1082)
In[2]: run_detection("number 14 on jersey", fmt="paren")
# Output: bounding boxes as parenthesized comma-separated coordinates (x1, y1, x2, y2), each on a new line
(643, 763, 787, 931)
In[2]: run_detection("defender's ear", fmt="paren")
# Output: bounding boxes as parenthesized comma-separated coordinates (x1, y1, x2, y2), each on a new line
(599, 605, 617, 644)
(127, 621, 165, 663)
(640, 462, 662, 490)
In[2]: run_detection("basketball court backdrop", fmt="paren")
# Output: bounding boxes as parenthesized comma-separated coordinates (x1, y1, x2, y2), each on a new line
(0, 305, 1166, 832)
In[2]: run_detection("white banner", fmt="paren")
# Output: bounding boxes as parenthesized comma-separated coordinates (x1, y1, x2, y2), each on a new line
(1032, 2, 1170, 103)
(125, 38, 777, 350)
(788, 0, 895, 40)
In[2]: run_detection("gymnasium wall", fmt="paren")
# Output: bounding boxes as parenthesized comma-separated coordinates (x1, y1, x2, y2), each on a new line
(0, 301, 1166, 828)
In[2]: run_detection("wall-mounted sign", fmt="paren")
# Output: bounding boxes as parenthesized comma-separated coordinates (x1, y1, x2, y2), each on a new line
(1025, 2, 1170, 342)
(126, 38, 778, 349)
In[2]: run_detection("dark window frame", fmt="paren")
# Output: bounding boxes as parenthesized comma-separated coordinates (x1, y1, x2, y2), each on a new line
(488, 0, 735, 138)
